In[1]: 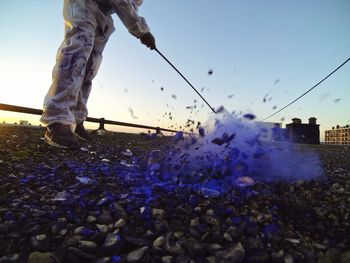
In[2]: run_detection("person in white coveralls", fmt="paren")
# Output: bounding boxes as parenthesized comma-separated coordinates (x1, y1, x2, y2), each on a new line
(41, 0, 155, 149)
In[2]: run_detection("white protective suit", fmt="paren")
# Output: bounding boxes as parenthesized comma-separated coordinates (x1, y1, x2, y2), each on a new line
(40, 0, 149, 127)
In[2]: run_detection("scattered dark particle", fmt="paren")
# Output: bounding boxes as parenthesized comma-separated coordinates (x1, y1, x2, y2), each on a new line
(171, 94, 177, 99)
(186, 106, 194, 109)
(280, 117, 285, 122)
(268, 97, 272, 102)
(160, 87, 164, 91)
(211, 138, 224, 145)
(272, 105, 277, 110)
(194, 99, 197, 103)
(274, 79, 280, 85)
(224, 133, 236, 143)
(334, 98, 342, 103)
(263, 93, 269, 103)
(215, 106, 225, 113)
(196, 122, 201, 129)
(201, 87, 205, 92)
(191, 137, 197, 144)
(152, 79, 155, 83)
(127, 107, 138, 119)
(124, 88, 128, 93)
(208, 69, 213, 75)
(198, 127, 205, 137)
(243, 113, 256, 120)
(227, 94, 234, 99)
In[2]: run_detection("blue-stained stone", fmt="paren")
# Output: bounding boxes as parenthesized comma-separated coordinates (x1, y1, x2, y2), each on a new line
(198, 127, 205, 137)
(263, 223, 280, 241)
(4, 211, 15, 221)
(111, 255, 121, 263)
(173, 131, 184, 143)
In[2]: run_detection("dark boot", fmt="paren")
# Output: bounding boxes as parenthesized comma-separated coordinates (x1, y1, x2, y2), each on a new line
(45, 123, 80, 149)
(75, 122, 92, 141)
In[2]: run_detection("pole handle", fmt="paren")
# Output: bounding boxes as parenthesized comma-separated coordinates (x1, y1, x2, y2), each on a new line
(154, 48, 216, 113)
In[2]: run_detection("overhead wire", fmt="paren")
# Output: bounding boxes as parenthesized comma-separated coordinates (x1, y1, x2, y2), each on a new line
(262, 57, 350, 121)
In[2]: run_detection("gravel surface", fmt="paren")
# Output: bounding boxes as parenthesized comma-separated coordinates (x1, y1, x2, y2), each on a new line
(0, 124, 349, 263)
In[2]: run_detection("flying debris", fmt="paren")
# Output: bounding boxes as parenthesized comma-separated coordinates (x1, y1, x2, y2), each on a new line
(274, 79, 280, 85)
(272, 105, 277, 110)
(208, 69, 213, 75)
(124, 88, 128, 93)
(227, 94, 234, 99)
(215, 106, 225, 113)
(334, 98, 342, 103)
(243, 113, 256, 120)
(160, 87, 164, 91)
(171, 94, 177, 99)
(198, 127, 205, 137)
(263, 93, 269, 103)
(128, 107, 138, 119)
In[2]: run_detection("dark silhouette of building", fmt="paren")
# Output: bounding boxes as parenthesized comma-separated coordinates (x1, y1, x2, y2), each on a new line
(285, 117, 320, 144)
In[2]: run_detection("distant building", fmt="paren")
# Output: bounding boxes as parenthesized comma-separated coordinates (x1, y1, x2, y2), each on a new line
(285, 117, 320, 144)
(325, 124, 350, 145)
(255, 121, 283, 142)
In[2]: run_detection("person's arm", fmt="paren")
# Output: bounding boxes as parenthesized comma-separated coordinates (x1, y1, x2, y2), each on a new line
(109, 0, 149, 38)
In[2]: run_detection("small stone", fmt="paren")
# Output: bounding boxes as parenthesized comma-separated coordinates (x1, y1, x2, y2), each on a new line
(284, 254, 293, 263)
(36, 234, 47, 241)
(97, 212, 113, 224)
(217, 242, 245, 262)
(78, 241, 98, 252)
(86, 216, 96, 223)
(223, 232, 233, 242)
(96, 224, 109, 233)
(161, 255, 173, 263)
(66, 235, 83, 246)
(152, 208, 165, 218)
(114, 218, 126, 228)
(59, 229, 68, 236)
(173, 231, 184, 239)
(104, 233, 121, 247)
(28, 252, 58, 263)
(153, 236, 165, 247)
(127, 246, 148, 262)
(206, 256, 216, 263)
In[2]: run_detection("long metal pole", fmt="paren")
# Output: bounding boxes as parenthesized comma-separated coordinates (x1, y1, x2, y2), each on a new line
(155, 48, 216, 113)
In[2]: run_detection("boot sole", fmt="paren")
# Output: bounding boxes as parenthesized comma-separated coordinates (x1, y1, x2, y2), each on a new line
(45, 134, 79, 149)
(74, 133, 90, 141)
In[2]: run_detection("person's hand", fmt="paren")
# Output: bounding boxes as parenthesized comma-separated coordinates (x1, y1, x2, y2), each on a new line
(140, 32, 156, 50)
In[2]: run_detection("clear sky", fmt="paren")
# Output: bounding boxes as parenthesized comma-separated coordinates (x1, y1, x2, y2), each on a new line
(0, 0, 349, 139)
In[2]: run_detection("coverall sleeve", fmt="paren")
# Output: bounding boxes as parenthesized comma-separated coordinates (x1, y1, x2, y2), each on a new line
(108, 0, 150, 38)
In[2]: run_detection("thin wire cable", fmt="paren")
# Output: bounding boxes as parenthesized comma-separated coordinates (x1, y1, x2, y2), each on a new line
(250, 42, 350, 106)
(262, 57, 350, 121)
(155, 48, 216, 113)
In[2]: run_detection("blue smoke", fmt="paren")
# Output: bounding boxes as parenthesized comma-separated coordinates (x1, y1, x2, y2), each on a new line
(151, 108, 323, 191)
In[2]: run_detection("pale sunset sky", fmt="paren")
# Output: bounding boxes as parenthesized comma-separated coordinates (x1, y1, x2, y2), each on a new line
(0, 1, 349, 139)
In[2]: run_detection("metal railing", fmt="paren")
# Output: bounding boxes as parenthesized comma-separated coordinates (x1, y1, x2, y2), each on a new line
(0, 103, 178, 133)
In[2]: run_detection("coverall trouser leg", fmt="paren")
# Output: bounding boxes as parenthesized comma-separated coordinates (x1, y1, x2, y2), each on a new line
(41, 0, 115, 128)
